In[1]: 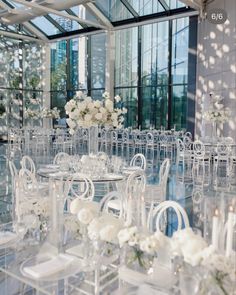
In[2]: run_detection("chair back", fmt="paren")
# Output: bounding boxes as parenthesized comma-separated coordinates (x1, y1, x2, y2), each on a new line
(66, 174, 95, 202)
(130, 153, 146, 170)
(21, 156, 36, 175)
(148, 200, 189, 233)
(53, 152, 70, 165)
(99, 191, 123, 219)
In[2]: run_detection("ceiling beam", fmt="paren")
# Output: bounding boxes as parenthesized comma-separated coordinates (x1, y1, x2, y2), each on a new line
(3, 0, 107, 29)
(0, 29, 44, 42)
(84, 2, 113, 29)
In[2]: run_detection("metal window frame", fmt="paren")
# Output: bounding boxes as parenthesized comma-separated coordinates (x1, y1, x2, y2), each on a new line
(120, 0, 139, 18)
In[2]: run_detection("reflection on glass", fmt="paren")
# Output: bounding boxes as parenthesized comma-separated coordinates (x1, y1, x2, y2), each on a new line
(91, 34, 106, 90)
(142, 86, 168, 129)
(141, 21, 169, 86)
(115, 88, 137, 128)
(115, 27, 138, 87)
(48, 14, 82, 31)
(51, 41, 67, 91)
(172, 17, 189, 84)
(171, 85, 187, 130)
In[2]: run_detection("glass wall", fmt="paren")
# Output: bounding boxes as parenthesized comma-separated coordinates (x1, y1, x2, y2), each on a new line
(114, 17, 189, 129)
(51, 16, 191, 130)
(51, 33, 106, 115)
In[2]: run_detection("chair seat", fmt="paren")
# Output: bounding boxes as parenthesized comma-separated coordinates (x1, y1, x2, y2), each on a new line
(107, 199, 121, 211)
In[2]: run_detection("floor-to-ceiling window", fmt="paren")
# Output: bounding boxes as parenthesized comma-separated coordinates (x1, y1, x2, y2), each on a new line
(114, 27, 138, 128)
(114, 16, 190, 130)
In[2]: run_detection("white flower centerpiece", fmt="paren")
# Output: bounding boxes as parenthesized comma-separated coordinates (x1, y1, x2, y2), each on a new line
(171, 228, 236, 295)
(24, 108, 40, 119)
(203, 93, 230, 138)
(117, 226, 169, 273)
(65, 91, 127, 154)
(41, 107, 60, 119)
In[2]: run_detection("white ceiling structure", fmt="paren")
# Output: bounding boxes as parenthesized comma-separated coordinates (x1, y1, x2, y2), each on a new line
(0, 0, 198, 42)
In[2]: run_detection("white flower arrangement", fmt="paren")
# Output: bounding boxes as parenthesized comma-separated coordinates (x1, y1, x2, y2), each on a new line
(65, 91, 127, 135)
(118, 226, 169, 255)
(24, 108, 40, 119)
(170, 228, 236, 295)
(203, 108, 230, 123)
(19, 198, 49, 217)
(64, 215, 81, 237)
(203, 93, 230, 123)
(87, 214, 124, 243)
(41, 107, 60, 119)
(29, 98, 40, 105)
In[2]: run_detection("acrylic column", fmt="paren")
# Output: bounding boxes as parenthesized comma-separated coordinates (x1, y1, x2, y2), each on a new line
(88, 125, 99, 155)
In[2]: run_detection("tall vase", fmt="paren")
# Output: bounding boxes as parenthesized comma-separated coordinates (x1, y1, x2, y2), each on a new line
(212, 121, 217, 142)
(88, 125, 98, 155)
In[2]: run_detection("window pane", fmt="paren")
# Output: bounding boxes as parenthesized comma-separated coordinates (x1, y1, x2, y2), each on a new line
(171, 85, 187, 130)
(51, 91, 67, 118)
(71, 5, 99, 24)
(91, 89, 105, 100)
(141, 21, 169, 86)
(51, 41, 67, 90)
(141, 86, 168, 129)
(91, 33, 106, 89)
(95, 0, 133, 21)
(126, 0, 165, 15)
(172, 17, 189, 84)
(115, 27, 138, 87)
(115, 88, 138, 128)
(48, 14, 82, 31)
(31, 17, 59, 35)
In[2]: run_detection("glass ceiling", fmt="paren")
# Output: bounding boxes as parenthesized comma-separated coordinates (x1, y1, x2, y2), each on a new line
(0, 0, 192, 41)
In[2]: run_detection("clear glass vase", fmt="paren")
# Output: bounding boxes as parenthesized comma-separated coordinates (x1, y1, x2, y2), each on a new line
(212, 121, 218, 141)
(88, 125, 98, 155)
(122, 245, 154, 274)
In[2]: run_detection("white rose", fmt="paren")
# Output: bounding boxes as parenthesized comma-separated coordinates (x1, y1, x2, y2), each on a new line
(77, 208, 94, 225)
(113, 120, 118, 128)
(94, 100, 101, 108)
(100, 107, 107, 114)
(95, 113, 103, 120)
(111, 113, 118, 120)
(75, 91, 84, 99)
(84, 114, 92, 122)
(66, 118, 76, 129)
(87, 218, 101, 240)
(114, 95, 121, 102)
(85, 96, 92, 104)
(117, 226, 138, 247)
(140, 235, 159, 254)
(99, 224, 118, 243)
(70, 198, 81, 214)
(105, 99, 113, 110)
(103, 91, 110, 99)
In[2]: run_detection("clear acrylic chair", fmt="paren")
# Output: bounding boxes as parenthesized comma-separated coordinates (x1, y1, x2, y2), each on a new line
(129, 153, 147, 170)
(192, 140, 211, 186)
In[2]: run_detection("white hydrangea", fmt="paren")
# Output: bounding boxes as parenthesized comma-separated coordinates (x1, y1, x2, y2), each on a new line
(64, 91, 127, 133)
